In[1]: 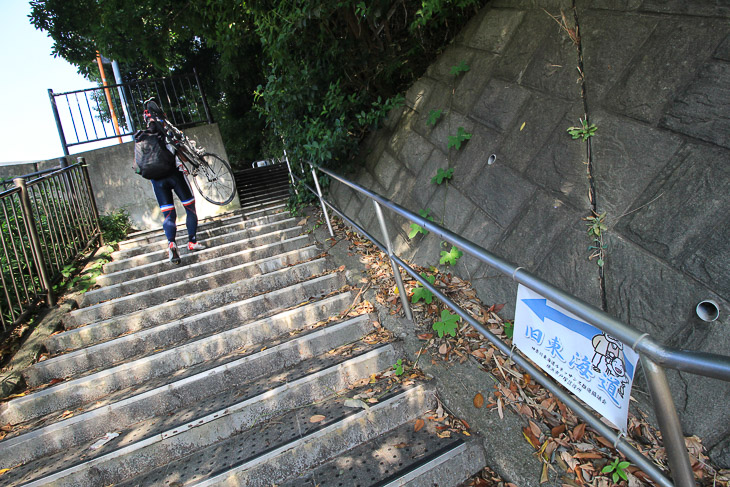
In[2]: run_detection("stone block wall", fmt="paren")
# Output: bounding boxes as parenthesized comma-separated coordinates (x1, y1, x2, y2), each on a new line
(327, 1, 730, 466)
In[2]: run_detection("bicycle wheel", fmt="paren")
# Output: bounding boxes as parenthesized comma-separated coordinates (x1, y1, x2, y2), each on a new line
(190, 153, 237, 205)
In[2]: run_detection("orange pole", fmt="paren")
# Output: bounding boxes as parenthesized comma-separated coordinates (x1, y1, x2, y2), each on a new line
(95, 52, 123, 143)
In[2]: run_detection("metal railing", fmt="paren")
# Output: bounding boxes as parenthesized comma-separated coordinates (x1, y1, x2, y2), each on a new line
(0, 158, 102, 332)
(48, 70, 213, 155)
(286, 159, 730, 487)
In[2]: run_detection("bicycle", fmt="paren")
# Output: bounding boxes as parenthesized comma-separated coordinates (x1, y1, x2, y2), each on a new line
(143, 98, 237, 206)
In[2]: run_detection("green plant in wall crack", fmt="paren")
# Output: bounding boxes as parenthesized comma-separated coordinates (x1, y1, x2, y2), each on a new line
(393, 359, 405, 376)
(567, 118, 597, 141)
(433, 309, 460, 338)
(439, 245, 463, 266)
(427, 109, 443, 127)
(408, 209, 434, 239)
(450, 60, 470, 76)
(431, 167, 454, 185)
(585, 211, 607, 267)
(602, 458, 630, 484)
(411, 273, 436, 304)
(447, 127, 472, 150)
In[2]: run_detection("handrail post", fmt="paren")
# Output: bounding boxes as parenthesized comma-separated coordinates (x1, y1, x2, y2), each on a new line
(310, 165, 334, 238)
(373, 200, 413, 321)
(283, 150, 299, 196)
(642, 357, 696, 487)
(13, 178, 55, 307)
(78, 157, 104, 246)
(48, 89, 70, 156)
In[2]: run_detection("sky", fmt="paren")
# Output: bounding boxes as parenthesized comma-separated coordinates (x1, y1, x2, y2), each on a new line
(0, 1, 112, 164)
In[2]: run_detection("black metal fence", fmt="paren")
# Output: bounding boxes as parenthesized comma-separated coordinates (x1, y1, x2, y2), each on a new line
(48, 70, 213, 155)
(0, 158, 102, 331)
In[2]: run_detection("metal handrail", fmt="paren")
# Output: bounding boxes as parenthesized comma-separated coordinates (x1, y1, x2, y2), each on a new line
(0, 158, 102, 333)
(48, 70, 212, 155)
(286, 159, 730, 487)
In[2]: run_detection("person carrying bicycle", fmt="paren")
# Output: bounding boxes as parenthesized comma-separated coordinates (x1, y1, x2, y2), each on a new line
(142, 103, 205, 264)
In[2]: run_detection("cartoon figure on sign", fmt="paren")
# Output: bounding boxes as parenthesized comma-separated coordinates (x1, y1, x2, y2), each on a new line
(591, 333, 628, 398)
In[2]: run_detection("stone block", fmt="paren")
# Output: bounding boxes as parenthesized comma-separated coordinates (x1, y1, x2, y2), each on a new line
(452, 53, 499, 116)
(661, 62, 730, 150)
(523, 104, 589, 211)
(388, 166, 418, 208)
(534, 220, 602, 308)
(470, 78, 531, 133)
(465, 9, 525, 54)
(452, 207, 503, 277)
(682, 219, 730, 303)
(520, 19, 583, 102)
(388, 109, 418, 155)
(493, 93, 570, 175)
(413, 150, 449, 209)
(580, 10, 656, 101)
(464, 158, 537, 229)
(426, 45, 478, 84)
(493, 10, 553, 84)
(494, 191, 576, 271)
(373, 151, 401, 191)
(427, 186, 480, 236)
(398, 130, 435, 174)
(603, 17, 726, 124)
(588, 0, 641, 9)
(429, 110, 477, 155)
(405, 77, 435, 112)
(590, 110, 682, 220)
(640, 0, 730, 18)
(616, 143, 730, 263)
(412, 79, 451, 139)
(489, 0, 571, 9)
(714, 34, 730, 61)
(452, 125, 502, 191)
(603, 233, 730, 456)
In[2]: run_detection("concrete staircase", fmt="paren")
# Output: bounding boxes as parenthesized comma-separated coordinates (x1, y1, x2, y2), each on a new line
(234, 163, 291, 211)
(0, 194, 485, 486)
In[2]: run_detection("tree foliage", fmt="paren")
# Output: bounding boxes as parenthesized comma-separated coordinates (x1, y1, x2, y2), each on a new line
(29, 0, 485, 168)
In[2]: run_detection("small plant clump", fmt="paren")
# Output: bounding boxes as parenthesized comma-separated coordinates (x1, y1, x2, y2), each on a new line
(567, 118, 597, 141)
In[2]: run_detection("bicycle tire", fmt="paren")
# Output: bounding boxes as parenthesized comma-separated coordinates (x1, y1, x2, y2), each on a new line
(189, 153, 237, 205)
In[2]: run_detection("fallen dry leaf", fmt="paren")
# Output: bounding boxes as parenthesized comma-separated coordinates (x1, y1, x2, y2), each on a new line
(414, 418, 425, 432)
(309, 414, 326, 423)
(473, 393, 484, 409)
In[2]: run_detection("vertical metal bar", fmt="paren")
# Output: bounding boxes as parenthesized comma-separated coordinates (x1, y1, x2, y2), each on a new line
(84, 91, 100, 140)
(69, 166, 93, 242)
(310, 166, 334, 238)
(179, 77, 194, 122)
(194, 68, 214, 124)
(59, 163, 87, 248)
(29, 182, 60, 272)
(169, 77, 184, 125)
(41, 177, 70, 265)
(78, 157, 104, 245)
(46, 176, 75, 260)
(48, 89, 70, 156)
(186, 76, 203, 121)
(373, 200, 414, 321)
(74, 93, 90, 142)
(2, 198, 32, 305)
(13, 178, 55, 306)
(0, 198, 24, 316)
(93, 92, 110, 138)
(161, 79, 177, 125)
(65, 94, 80, 143)
(283, 150, 299, 196)
(642, 357, 696, 487)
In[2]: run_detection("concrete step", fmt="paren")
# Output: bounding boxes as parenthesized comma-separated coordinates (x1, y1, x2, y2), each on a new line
(85, 244, 318, 307)
(101, 225, 304, 277)
(238, 187, 290, 205)
(63, 254, 331, 330)
(4, 310, 374, 429)
(171, 385, 433, 487)
(27, 291, 351, 388)
(119, 209, 250, 249)
(235, 173, 289, 188)
(110, 214, 296, 261)
(240, 199, 288, 215)
(50, 270, 343, 354)
(281, 419, 486, 487)
(2, 327, 390, 484)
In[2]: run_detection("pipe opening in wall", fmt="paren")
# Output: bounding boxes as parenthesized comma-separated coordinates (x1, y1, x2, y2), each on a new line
(487, 154, 496, 165)
(696, 300, 720, 322)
